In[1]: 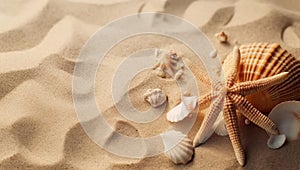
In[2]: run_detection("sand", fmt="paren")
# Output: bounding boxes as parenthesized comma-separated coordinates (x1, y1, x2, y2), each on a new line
(0, 0, 300, 169)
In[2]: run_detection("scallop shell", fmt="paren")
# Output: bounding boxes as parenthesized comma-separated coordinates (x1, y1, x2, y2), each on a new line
(166, 96, 198, 122)
(268, 101, 300, 141)
(144, 88, 167, 108)
(236, 43, 300, 113)
(160, 130, 194, 164)
(152, 49, 185, 80)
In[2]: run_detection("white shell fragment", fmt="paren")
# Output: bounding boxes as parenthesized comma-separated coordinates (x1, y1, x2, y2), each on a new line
(144, 88, 167, 108)
(160, 130, 194, 164)
(152, 49, 185, 80)
(166, 96, 198, 122)
(215, 31, 228, 43)
(267, 134, 286, 149)
(268, 101, 300, 141)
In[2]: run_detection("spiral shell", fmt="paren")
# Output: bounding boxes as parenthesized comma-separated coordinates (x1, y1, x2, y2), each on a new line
(237, 43, 300, 113)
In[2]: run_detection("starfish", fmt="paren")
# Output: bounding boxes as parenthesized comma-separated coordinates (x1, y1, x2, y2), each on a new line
(193, 46, 288, 166)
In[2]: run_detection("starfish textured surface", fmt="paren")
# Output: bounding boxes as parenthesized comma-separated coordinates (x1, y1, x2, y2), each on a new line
(193, 46, 288, 166)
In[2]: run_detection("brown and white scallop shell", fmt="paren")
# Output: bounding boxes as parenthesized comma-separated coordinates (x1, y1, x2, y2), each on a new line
(160, 130, 194, 164)
(236, 43, 300, 113)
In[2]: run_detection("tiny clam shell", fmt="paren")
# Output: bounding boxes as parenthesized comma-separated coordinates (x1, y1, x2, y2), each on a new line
(268, 101, 300, 141)
(166, 96, 198, 122)
(144, 88, 167, 108)
(267, 134, 286, 149)
(160, 130, 194, 164)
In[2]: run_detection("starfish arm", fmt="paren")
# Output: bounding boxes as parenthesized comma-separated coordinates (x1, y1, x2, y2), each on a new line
(231, 72, 288, 96)
(223, 46, 240, 87)
(230, 93, 279, 135)
(223, 96, 245, 166)
(198, 93, 217, 109)
(193, 95, 224, 147)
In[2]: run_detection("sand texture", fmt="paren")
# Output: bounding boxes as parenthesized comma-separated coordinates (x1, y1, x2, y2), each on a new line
(1, 0, 300, 169)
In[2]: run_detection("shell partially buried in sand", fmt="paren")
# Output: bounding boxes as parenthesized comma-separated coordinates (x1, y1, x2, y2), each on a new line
(161, 130, 194, 164)
(143, 88, 167, 108)
(152, 49, 185, 80)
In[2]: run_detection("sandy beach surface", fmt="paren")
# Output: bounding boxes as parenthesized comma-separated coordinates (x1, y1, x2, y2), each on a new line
(0, 0, 300, 169)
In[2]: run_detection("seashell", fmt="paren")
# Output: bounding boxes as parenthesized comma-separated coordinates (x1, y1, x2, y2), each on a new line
(235, 43, 300, 113)
(267, 134, 286, 149)
(166, 96, 198, 122)
(215, 31, 228, 43)
(152, 49, 185, 79)
(268, 101, 300, 141)
(160, 130, 194, 164)
(143, 88, 167, 108)
(192, 43, 300, 166)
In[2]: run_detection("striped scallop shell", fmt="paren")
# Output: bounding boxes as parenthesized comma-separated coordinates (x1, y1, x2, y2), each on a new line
(161, 130, 194, 164)
(237, 43, 300, 113)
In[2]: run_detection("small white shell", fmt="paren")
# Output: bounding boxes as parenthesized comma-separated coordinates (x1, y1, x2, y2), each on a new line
(144, 88, 167, 108)
(160, 130, 194, 164)
(166, 96, 198, 122)
(268, 101, 300, 141)
(267, 134, 286, 149)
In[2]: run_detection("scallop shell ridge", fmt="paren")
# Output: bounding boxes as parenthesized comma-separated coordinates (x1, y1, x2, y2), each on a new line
(236, 43, 300, 112)
(161, 130, 194, 164)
